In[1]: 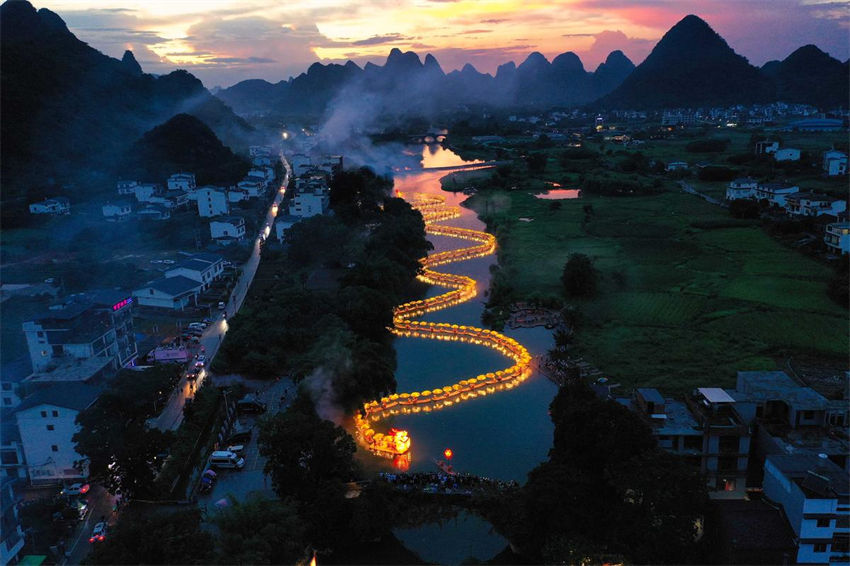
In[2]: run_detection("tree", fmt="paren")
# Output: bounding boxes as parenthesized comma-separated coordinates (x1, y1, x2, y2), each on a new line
(85, 509, 214, 565)
(561, 253, 598, 298)
(526, 152, 547, 173)
(213, 496, 305, 565)
(259, 401, 358, 503)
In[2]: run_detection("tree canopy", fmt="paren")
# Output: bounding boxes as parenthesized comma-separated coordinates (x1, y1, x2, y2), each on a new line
(561, 252, 599, 298)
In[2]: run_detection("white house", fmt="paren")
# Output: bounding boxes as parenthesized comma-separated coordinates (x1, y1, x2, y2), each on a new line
(165, 253, 225, 291)
(132, 276, 202, 310)
(29, 198, 70, 215)
(227, 189, 249, 203)
(754, 182, 800, 207)
(133, 183, 160, 203)
(196, 187, 230, 217)
(1, 477, 25, 563)
(237, 179, 265, 198)
(102, 201, 132, 220)
(289, 188, 329, 218)
(248, 168, 272, 183)
(275, 215, 299, 241)
(14, 383, 100, 484)
(210, 217, 246, 243)
(784, 193, 847, 217)
(763, 454, 849, 565)
(824, 222, 850, 255)
(167, 172, 196, 192)
(288, 153, 312, 174)
(116, 180, 139, 196)
(823, 150, 848, 176)
(726, 177, 758, 200)
(666, 161, 688, 172)
(774, 148, 801, 162)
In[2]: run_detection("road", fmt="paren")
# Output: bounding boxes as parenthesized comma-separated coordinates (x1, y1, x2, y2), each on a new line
(63, 485, 118, 565)
(151, 158, 290, 432)
(680, 180, 725, 206)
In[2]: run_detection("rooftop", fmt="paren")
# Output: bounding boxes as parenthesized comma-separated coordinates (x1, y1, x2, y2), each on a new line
(170, 258, 214, 273)
(697, 387, 736, 404)
(734, 371, 828, 410)
(25, 356, 112, 383)
(143, 276, 201, 297)
(14, 382, 102, 413)
(767, 454, 849, 499)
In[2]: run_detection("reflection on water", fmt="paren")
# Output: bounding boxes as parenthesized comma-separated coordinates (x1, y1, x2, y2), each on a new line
(395, 510, 507, 565)
(535, 189, 581, 199)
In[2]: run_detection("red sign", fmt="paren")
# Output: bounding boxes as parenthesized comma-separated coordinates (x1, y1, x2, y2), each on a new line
(112, 297, 133, 311)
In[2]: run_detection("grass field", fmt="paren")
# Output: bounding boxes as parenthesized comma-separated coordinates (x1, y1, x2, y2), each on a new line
(468, 187, 847, 394)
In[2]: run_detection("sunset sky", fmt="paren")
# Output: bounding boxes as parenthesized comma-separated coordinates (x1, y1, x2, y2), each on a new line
(41, 0, 849, 88)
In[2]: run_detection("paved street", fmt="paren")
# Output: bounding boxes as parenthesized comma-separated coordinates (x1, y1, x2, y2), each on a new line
(64, 485, 118, 565)
(151, 159, 290, 432)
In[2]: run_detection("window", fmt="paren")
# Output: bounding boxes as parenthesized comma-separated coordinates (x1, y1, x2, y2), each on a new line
(817, 518, 831, 528)
(719, 435, 739, 453)
(1, 383, 10, 391)
(46, 425, 54, 431)
(802, 410, 815, 420)
(813, 543, 827, 553)
(40, 410, 47, 418)
(52, 410, 58, 417)
(51, 445, 58, 452)
(149, 289, 154, 295)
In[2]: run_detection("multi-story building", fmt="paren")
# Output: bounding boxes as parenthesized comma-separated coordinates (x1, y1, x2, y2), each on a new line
(116, 180, 139, 196)
(196, 187, 230, 217)
(0, 418, 26, 481)
(764, 454, 849, 565)
(0, 478, 24, 565)
(167, 172, 196, 192)
(784, 193, 847, 217)
(22, 290, 137, 379)
(823, 151, 848, 177)
(754, 182, 800, 207)
(210, 217, 246, 244)
(165, 253, 224, 292)
(824, 222, 850, 255)
(726, 177, 758, 200)
(14, 383, 100, 484)
(102, 201, 133, 220)
(29, 198, 70, 215)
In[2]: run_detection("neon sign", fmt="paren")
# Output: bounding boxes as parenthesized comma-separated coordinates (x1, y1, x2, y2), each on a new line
(112, 297, 133, 311)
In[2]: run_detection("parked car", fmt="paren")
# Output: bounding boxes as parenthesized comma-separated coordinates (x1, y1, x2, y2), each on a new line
(61, 483, 90, 497)
(226, 427, 252, 445)
(209, 450, 245, 470)
(188, 322, 207, 331)
(89, 522, 107, 543)
(226, 444, 245, 456)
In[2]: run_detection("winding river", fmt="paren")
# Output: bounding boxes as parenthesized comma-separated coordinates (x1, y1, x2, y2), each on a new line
(364, 146, 558, 564)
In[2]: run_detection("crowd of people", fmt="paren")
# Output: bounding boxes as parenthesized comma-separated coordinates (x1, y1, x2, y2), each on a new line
(377, 471, 519, 495)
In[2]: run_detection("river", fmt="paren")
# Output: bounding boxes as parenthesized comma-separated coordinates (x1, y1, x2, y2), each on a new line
(379, 146, 558, 564)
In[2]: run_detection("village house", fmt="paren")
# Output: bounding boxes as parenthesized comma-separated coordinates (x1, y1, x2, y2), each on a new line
(165, 253, 225, 291)
(824, 222, 850, 255)
(226, 188, 249, 204)
(136, 204, 171, 221)
(29, 197, 70, 215)
(167, 172, 196, 192)
(0, 477, 25, 564)
(22, 290, 137, 378)
(237, 179, 265, 198)
(275, 215, 299, 241)
(774, 148, 802, 162)
(823, 150, 848, 176)
(755, 141, 780, 155)
(102, 200, 133, 220)
(196, 187, 230, 217)
(0, 359, 30, 410)
(784, 193, 847, 217)
(133, 183, 160, 203)
(754, 182, 800, 207)
(14, 382, 100, 484)
(726, 177, 759, 200)
(116, 180, 138, 196)
(210, 216, 246, 244)
(763, 454, 849, 565)
(132, 276, 202, 310)
(1, 417, 27, 481)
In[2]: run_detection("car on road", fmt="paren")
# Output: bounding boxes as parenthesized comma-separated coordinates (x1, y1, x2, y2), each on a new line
(188, 322, 207, 331)
(225, 427, 252, 445)
(61, 483, 90, 497)
(196, 354, 206, 364)
(89, 522, 107, 543)
(226, 444, 245, 456)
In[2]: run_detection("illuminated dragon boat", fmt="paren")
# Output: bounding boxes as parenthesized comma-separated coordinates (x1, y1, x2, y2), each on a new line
(354, 193, 533, 462)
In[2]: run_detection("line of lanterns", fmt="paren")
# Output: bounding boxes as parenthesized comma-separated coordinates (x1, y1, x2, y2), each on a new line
(354, 193, 533, 461)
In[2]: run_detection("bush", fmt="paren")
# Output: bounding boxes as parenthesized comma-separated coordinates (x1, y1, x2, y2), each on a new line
(561, 253, 598, 298)
(697, 166, 737, 182)
(685, 139, 730, 153)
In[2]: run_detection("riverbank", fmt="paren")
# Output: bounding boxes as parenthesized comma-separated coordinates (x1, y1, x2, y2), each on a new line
(467, 187, 847, 394)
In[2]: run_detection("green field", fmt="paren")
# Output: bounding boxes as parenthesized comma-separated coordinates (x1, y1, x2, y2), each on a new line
(469, 188, 847, 394)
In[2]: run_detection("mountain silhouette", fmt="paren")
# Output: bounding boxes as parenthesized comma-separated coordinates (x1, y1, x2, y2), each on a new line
(768, 45, 849, 108)
(0, 0, 251, 222)
(597, 14, 774, 108)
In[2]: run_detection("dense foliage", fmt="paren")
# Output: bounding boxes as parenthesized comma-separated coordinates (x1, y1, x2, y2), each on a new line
(489, 382, 709, 564)
(73, 366, 179, 499)
(561, 253, 599, 298)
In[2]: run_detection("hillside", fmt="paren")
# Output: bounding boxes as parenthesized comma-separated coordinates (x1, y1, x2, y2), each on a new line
(597, 15, 774, 108)
(0, 0, 252, 223)
(124, 114, 251, 187)
(768, 45, 850, 108)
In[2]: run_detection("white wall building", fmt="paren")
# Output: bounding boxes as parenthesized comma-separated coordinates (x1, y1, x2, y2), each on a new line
(726, 177, 759, 200)
(824, 223, 850, 255)
(0, 478, 25, 564)
(165, 253, 225, 291)
(116, 180, 138, 196)
(774, 148, 801, 162)
(14, 383, 100, 484)
(167, 173, 196, 192)
(132, 276, 201, 310)
(102, 201, 132, 220)
(133, 183, 159, 203)
(196, 187, 230, 217)
(210, 217, 246, 243)
(29, 198, 70, 215)
(289, 189, 328, 218)
(784, 193, 847, 217)
(755, 183, 800, 207)
(763, 454, 849, 565)
(237, 179, 265, 198)
(823, 151, 848, 176)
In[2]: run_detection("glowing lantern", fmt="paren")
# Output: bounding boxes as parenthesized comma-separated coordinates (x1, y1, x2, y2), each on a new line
(444, 448, 453, 460)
